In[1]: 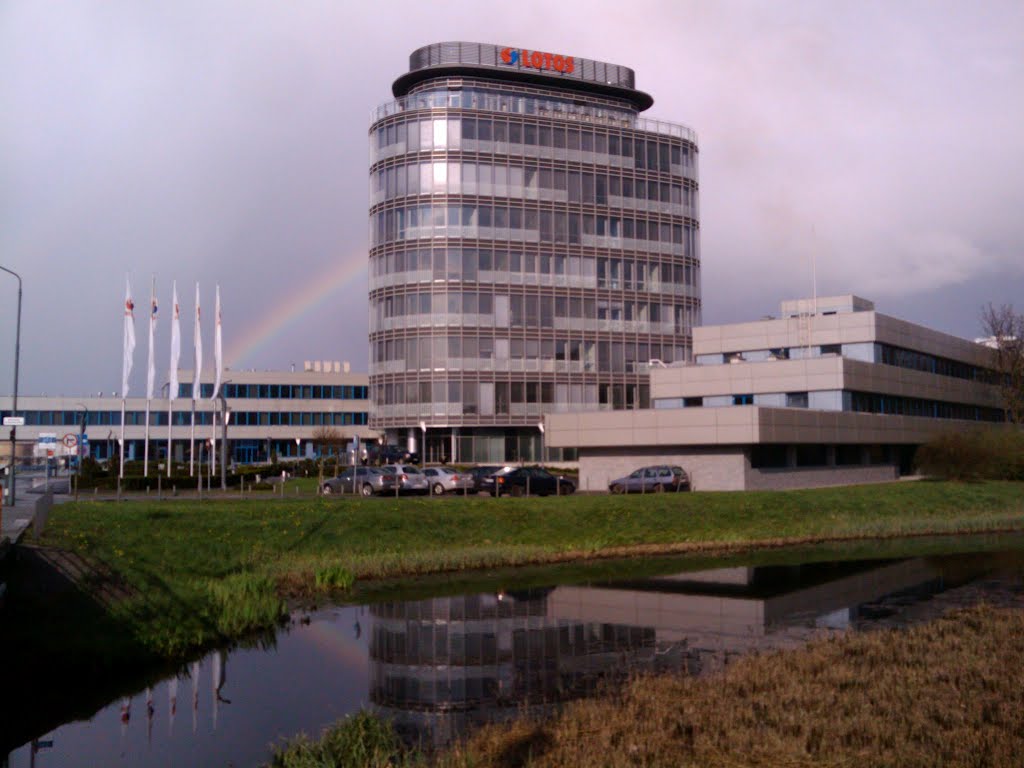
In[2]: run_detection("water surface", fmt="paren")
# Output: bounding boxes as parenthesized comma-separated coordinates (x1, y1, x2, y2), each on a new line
(9, 538, 1024, 767)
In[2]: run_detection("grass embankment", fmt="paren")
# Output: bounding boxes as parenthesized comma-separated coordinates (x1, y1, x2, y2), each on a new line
(21, 481, 1024, 658)
(2, 481, 1022, 753)
(271, 604, 1024, 768)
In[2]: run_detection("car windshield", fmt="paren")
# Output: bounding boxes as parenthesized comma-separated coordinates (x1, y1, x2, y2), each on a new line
(401, 465, 421, 474)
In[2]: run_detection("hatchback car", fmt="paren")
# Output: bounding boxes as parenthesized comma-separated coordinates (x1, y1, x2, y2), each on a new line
(493, 467, 575, 497)
(608, 465, 689, 494)
(379, 464, 430, 495)
(322, 467, 395, 497)
(422, 467, 474, 495)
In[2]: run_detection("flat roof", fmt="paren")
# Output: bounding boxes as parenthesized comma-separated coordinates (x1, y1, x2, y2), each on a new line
(393, 42, 654, 112)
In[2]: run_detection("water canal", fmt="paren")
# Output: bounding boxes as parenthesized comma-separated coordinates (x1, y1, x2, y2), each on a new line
(8, 534, 1024, 767)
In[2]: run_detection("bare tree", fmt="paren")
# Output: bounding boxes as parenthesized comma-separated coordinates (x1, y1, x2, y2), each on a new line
(981, 303, 1024, 424)
(312, 426, 344, 484)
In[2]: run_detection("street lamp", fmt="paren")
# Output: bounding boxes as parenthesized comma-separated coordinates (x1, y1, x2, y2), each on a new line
(1, 266, 22, 506)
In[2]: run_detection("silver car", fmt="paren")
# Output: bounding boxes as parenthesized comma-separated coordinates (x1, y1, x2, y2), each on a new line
(322, 467, 395, 497)
(608, 465, 690, 494)
(379, 463, 430, 495)
(422, 467, 475, 495)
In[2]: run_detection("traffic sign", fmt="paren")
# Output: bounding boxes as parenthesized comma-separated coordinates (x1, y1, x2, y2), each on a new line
(3, 416, 24, 426)
(63, 434, 78, 448)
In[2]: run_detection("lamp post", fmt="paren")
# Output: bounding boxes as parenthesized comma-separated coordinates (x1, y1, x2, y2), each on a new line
(1, 266, 22, 506)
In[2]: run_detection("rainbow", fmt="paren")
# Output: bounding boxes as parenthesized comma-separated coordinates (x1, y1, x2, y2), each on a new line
(226, 253, 367, 368)
(303, 615, 372, 670)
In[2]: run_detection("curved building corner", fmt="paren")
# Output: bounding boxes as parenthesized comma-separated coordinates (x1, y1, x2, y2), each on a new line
(368, 42, 700, 463)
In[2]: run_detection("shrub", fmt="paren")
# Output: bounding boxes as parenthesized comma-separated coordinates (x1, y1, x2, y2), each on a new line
(314, 565, 355, 592)
(269, 711, 408, 768)
(206, 572, 286, 637)
(916, 429, 1024, 480)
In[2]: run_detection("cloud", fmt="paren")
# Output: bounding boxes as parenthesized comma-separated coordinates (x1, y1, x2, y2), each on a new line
(1, 0, 1022, 394)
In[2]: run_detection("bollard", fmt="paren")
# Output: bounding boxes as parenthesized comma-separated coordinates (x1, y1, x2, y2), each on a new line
(526, 474, 530, 497)
(158, 475, 162, 502)
(173, 484, 178, 497)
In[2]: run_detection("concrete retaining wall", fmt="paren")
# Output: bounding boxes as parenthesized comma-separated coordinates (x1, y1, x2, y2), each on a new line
(745, 463, 898, 491)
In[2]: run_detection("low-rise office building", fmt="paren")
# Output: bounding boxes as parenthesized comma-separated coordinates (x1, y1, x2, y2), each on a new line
(0, 365, 374, 467)
(546, 296, 1006, 491)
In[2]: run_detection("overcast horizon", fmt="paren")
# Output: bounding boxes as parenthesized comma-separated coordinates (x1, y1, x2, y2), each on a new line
(2, 0, 1022, 397)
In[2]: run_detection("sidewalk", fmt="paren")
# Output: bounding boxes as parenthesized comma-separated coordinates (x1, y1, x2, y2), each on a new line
(2, 484, 50, 555)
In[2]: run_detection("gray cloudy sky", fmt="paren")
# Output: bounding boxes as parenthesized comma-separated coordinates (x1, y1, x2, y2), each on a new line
(1, 0, 1022, 396)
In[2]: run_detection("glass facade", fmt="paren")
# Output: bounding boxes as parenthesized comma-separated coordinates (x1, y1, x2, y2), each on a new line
(369, 44, 700, 461)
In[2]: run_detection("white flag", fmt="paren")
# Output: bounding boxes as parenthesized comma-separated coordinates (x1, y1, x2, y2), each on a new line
(193, 283, 203, 400)
(122, 277, 136, 398)
(169, 281, 181, 402)
(146, 279, 158, 400)
(211, 285, 223, 400)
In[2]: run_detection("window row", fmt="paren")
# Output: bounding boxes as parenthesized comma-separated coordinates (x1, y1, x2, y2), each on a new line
(371, 291, 696, 332)
(372, 113, 692, 175)
(372, 379, 651, 414)
(370, 161, 694, 210)
(695, 342, 997, 383)
(370, 335, 688, 372)
(653, 390, 1003, 422)
(174, 383, 369, 400)
(6, 410, 370, 427)
(370, 248, 697, 292)
(371, 203, 695, 253)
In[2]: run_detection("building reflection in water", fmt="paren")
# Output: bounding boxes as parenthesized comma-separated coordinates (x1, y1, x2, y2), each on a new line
(369, 557, 960, 746)
(371, 587, 685, 746)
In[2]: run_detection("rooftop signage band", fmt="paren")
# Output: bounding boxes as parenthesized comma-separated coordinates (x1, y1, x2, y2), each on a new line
(500, 47, 575, 74)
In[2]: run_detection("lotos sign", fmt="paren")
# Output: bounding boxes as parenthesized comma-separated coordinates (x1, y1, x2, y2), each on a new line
(500, 47, 575, 74)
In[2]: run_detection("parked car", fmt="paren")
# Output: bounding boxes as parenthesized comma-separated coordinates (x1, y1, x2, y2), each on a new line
(422, 466, 474, 495)
(493, 467, 575, 497)
(379, 463, 430, 494)
(608, 465, 689, 494)
(322, 467, 396, 497)
(468, 465, 511, 494)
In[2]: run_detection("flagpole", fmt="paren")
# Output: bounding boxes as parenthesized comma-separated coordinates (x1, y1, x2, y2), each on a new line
(211, 405, 216, 476)
(120, 398, 126, 479)
(167, 396, 173, 478)
(144, 275, 155, 476)
(120, 276, 136, 481)
(189, 398, 196, 477)
(168, 281, 181, 479)
(211, 285, 223, 482)
(190, 283, 202, 477)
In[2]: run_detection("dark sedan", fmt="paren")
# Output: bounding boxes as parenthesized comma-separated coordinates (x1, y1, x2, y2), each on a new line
(493, 467, 575, 497)
(468, 465, 511, 494)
